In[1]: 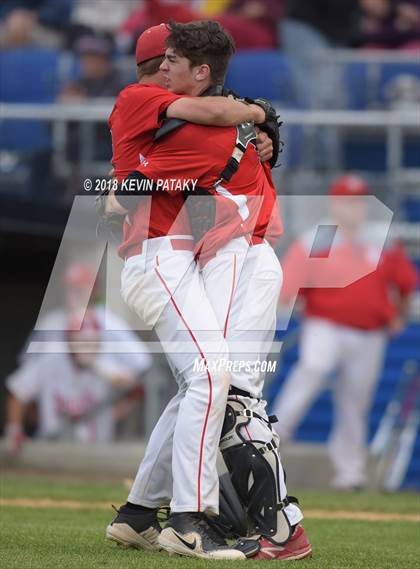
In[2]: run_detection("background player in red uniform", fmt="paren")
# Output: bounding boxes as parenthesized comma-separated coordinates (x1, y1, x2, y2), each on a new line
(273, 174, 418, 490)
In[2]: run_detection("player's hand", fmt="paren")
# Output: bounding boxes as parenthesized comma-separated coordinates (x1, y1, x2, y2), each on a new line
(96, 168, 126, 218)
(256, 129, 273, 163)
(388, 316, 406, 336)
(109, 372, 136, 388)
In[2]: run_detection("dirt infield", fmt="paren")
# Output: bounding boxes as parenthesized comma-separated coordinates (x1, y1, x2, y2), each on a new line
(303, 509, 419, 522)
(1, 498, 419, 523)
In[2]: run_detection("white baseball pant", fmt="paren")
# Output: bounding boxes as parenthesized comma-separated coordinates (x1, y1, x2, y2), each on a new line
(272, 317, 387, 488)
(121, 236, 230, 514)
(201, 237, 303, 526)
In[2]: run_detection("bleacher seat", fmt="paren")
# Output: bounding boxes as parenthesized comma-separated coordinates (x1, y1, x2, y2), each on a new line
(0, 120, 51, 152)
(342, 138, 387, 171)
(225, 50, 293, 104)
(344, 62, 369, 110)
(342, 136, 420, 172)
(0, 47, 60, 153)
(0, 47, 61, 197)
(0, 47, 60, 103)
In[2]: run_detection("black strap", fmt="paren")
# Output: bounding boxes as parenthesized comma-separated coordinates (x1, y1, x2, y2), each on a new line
(277, 497, 290, 511)
(229, 385, 257, 399)
(276, 495, 300, 511)
(287, 495, 300, 505)
(217, 122, 256, 184)
(154, 117, 185, 141)
(258, 438, 279, 455)
(234, 409, 269, 424)
(219, 158, 239, 182)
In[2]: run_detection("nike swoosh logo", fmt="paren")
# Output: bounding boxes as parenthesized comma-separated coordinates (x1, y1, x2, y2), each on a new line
(174, 532, 197, 550)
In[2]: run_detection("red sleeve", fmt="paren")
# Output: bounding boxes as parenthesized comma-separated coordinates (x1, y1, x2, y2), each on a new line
(280, 240, 309, 303)
(143, 85, 184, 123)
(261, 162, 283, 245)
(386, 242, 419, 296)
(113, 84, 184, 133)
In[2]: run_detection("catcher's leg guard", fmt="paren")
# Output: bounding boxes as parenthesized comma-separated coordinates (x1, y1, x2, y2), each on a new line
(219, 398, 296, 544)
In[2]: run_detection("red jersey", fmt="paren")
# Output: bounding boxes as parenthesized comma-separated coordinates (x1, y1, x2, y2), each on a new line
(108, 83, 191, 258)
(281, 228, 418, 330)
(135, 122, 283, 265)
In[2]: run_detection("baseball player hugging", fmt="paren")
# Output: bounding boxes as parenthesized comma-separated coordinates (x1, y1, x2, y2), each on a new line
(101, 21, 311, 561)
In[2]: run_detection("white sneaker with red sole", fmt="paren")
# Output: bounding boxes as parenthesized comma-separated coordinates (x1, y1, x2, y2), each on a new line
(253, 525, 312, 560)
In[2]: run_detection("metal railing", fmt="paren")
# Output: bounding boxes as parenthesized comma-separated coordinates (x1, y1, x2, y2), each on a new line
(311, 49, 420, 63)
(1, 102, 419, 176)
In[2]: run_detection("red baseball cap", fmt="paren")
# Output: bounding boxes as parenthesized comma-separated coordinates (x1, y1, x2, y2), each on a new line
(329, 175, 369, 197)
(135, 23, 170, 65)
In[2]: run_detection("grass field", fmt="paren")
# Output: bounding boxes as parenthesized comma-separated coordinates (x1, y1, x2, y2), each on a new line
(1, 475, 419, 569)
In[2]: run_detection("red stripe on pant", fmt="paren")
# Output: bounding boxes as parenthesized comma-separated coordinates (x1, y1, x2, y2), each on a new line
(154, 262, 213, 512)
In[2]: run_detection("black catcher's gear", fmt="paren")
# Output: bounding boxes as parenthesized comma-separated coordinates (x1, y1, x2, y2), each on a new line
(217, 468, 249, 538)
(218, 398, 296, 545)
(252, 97, 283, 168)
(95, 185, 124, 240)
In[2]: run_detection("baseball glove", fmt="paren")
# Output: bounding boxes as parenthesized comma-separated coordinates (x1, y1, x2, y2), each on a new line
(95, 187, 124, 240)
(249, 97, 284, 169)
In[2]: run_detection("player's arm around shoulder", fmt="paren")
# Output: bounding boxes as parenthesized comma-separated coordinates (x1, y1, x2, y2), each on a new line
(166, 96, 266, 126)
(166, 96, 274, 162)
